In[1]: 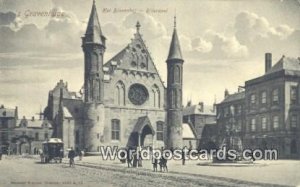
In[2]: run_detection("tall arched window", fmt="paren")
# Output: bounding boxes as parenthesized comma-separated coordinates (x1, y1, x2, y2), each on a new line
(111, 119, 120, 141)
(152, 85, 160, 108)
(152, 90, 156, 107)
(115, 81, 125, 106)
(171, 66, 175, 82)
(174, 89, 178, 108)
(156, 121, 164, 141)
(92, 52, 98, 71)
(175, 65, 180, 83)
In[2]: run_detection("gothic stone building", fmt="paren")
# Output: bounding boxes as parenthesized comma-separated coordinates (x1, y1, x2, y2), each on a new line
(182, 102, 216, 149)
(217, 53, 300, 159)
(44, 2, 188, 152)
(0, 105, 18, 153)
(0, 104, 53, 155)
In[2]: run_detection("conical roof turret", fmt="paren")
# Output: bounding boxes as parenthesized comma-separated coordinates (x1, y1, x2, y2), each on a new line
(84, 0, 105, 45)
(167, 16, 183, 61)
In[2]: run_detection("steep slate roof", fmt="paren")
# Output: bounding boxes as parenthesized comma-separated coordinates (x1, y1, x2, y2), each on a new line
(167, 28, 183, 61)
(84, 0, 104, 44)
(267, 56, 300, 74)
(182, 123, 197, 139)
(221, 91, 245, 104)
(16, 119, 52, 128)
(103, 23, 166, 88)
(0, 107, 15, 118)
(63, 107, 73, 118)
(183, 104, 215, 116)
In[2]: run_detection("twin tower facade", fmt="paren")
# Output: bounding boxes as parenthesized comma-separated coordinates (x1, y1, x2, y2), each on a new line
(48, 1, 185, 151)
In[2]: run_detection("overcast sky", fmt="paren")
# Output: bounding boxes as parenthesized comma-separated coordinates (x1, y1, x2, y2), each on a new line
(0, 0, 299, 117)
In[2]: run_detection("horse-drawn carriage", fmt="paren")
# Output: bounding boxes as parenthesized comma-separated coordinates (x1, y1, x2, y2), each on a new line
(40, 138, 64, 163)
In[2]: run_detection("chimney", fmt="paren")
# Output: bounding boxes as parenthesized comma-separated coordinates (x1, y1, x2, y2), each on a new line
(187, 100, 192, 107)
(198, 102, 204, 112)
(15, 106, 18, 119)
(265, 53, 272, 73)
(224, 89, 229, 98)
(31, 116, 35, 121)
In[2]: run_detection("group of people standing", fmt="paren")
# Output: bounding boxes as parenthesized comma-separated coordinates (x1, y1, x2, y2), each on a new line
(125, 147, 168, 172)
(124, 146, 193, 172)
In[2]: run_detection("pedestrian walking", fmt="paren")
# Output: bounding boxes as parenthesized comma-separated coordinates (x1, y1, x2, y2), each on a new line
(159, 156, 168, 172)
(59, 148, 64, 163)
(78, 149, 83, 161)
(152, 157, 158, 172)
(138, 151, 142, 167)
(182, 147, 188, 165)
(126, 148, 132, 168)
(132, 151, 138, 168)
(182, 149, 186, 165)
(68, 147, 76, 167)
(0, 146, 3, 160)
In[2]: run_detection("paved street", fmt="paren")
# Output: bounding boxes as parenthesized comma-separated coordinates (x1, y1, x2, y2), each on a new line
(0, 155, 296, 187)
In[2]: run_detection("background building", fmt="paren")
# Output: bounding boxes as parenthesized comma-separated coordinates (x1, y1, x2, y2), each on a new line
(183, 101, 216, 149)
(0, 104, 53, 154)
(43, 2, 186, 152)
(0, 105, 18, 153)
(10, 116, 53, 155)
(244, 54, 300, 159)
(217, 53, 300, 159)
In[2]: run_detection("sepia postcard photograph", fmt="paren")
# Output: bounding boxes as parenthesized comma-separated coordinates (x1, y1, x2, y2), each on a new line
(0, 0, 299, 186)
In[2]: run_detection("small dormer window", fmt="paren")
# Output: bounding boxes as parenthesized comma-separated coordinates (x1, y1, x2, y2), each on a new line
(2, 111, 6, 116)
(136, 44, 141, 49)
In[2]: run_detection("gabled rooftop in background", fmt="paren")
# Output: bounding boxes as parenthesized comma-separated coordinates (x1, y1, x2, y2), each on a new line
(0, 105, 16, 118)
(16, 117, 52, 129)
(183, 103, 216, 116)
(221, 91, 245, 104)
(266, 56, 300, 75)
(246, 55, 300, 86)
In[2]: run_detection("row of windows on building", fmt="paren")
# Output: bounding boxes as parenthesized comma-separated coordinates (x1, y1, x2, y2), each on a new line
(95, 119, 164, 141)
(249, 115, 298, 132)
(221, 104, 243, 117)
(19, 131, 49, 141)
(249, 86, 298, 105)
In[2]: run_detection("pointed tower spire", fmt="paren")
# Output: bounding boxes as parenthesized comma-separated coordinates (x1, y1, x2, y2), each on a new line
(166, 15, 184, 149)
(84, 0, 105, 45)
(167, 15, 183, 61)
(174, 13, 176, 28)
(136, 21, 141, 33)
(82, 0, 106, 104)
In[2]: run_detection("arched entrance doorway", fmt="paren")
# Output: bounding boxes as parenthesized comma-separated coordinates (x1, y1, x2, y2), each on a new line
(127, 116, 155, 149)
(11, 135, 34, 155)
